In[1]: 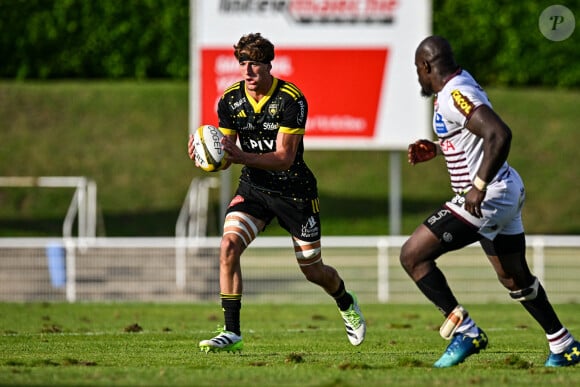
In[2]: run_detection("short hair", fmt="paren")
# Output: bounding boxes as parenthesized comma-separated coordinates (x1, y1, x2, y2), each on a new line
(417, 35, 457, 72)
(233, 33, 275, 64)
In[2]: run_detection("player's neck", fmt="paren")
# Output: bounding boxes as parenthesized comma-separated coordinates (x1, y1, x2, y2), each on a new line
(246, 76, 274, 102)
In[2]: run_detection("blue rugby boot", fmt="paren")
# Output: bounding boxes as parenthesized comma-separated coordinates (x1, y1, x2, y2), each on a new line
(434, 327, 488, 368)
(545, 340, 580, 367)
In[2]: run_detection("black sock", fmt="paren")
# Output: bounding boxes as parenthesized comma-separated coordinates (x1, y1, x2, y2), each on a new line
(331, 280, 353, 311)
(520, 284, 563, 334)
(416, 267, 459, 316)
(221, 293, 242, 336)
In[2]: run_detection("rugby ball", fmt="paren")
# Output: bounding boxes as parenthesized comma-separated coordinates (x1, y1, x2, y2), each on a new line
(193, 125, 226, 172)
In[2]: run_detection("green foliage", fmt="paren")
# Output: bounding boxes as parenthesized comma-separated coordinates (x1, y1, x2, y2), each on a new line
(0, 0, 189, 79)
(433, 0, 580, 87)
(1, 1, 579, 86)
(1, 303, 579, 386)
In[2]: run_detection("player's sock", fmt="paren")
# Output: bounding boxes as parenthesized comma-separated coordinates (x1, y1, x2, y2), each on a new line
(221, 293, 242, 336)
(331, 280, 354, 311)
(416, 267, 459, 316)
(519, 283, 564, 334)
(455, 316, 479, 337)
(547, 327, 575, 354)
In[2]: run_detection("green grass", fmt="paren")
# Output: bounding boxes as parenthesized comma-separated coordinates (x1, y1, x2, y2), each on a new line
(1, 302, 579, 386)
(0, 82, 579, 236)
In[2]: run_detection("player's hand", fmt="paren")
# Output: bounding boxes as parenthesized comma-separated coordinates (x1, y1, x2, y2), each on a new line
(187, 134, 201, 167)
(408, 139, 437, 165)
(463, 187, 486, 218)
(220, 136, 245, 165)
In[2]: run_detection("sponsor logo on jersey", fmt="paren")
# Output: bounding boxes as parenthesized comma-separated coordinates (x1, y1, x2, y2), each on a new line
(232, 98, 246, 109)
(249, 139, 276, 151)
(434, 112, 447, 134)
(440, 139, 456, 152)
(296, 100, 306, 126)
(451, 89, 475, 117)
(263, 122, 279, 130)
(301, 216, 320, 238)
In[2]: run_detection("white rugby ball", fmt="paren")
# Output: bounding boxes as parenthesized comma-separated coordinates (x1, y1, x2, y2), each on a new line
(193, 125, 226, 172)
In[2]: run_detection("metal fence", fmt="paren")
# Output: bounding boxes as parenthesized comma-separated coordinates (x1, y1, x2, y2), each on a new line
(1, 236, 579, 304)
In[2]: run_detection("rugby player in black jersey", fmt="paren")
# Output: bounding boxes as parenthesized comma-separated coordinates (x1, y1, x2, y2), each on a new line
(189, 33, 365, 353)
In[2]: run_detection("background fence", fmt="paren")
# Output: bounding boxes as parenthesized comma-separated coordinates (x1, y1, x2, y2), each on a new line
(1, 236, 579, 304)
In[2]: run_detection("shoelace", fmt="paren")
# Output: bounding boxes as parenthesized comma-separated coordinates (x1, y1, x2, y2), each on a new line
(342, 309, 362, 328)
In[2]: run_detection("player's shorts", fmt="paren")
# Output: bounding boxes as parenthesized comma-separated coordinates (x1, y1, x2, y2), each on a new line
(226, 180, 321, 242)
(424, 167, 526, 246)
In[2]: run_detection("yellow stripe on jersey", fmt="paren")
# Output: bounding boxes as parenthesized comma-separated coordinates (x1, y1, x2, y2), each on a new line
(280, 83, 303, 100)
(279, 127, 305, 135)
(311, 198, 320, 214)
(222, 82, 241, 97)
(219, 127, 237, 135)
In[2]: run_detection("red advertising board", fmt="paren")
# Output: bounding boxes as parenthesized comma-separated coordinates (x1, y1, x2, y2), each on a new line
(201, 48, 388, 139)
(191, 0, 431, 150)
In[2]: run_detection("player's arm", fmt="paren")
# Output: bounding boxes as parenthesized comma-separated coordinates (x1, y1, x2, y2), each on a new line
(462, 104, 512, 217)
(221, 130, 300, 171)
(408, 139, 441, 165)
(465, 105, 512, 187)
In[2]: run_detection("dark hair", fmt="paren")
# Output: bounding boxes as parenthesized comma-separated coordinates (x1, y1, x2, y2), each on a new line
(233, 33, 275, 64)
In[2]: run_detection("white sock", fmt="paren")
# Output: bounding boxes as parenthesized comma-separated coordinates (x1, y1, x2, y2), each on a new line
(455, 316, 478, 337)
(547, 327, 574, 354)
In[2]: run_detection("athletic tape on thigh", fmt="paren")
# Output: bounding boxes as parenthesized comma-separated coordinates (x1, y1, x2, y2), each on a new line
(223, 211, 259, 247)
(293, 238, 322, 266)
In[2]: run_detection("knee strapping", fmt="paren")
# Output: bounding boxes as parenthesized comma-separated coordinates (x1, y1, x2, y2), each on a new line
(293, 238, 322, 266)
(509, 277, 540, 301)
(223, 212, 259, 247)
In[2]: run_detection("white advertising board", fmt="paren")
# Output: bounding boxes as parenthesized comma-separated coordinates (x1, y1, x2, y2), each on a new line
(191, 0, 431, 150)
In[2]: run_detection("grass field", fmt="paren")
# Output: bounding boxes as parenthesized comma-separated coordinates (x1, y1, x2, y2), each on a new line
(1, 82, 579, 237)
(1, 302, 579, 386)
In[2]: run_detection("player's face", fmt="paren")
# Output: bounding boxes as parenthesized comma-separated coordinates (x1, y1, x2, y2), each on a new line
(414, 53, 433, 97)
(239, 60, 271, 94)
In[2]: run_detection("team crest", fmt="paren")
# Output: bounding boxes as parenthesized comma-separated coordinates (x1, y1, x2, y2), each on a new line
(268, 103, 278, 116)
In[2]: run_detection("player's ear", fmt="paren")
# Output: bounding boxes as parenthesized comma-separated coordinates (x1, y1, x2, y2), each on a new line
(423, 60, 431, 73)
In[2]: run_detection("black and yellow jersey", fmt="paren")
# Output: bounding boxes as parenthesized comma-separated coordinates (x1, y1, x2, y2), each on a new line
(218, 77, 317, 200)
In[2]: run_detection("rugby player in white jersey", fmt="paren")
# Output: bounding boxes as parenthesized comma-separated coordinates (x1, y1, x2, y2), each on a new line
(402, 35, 579, 368)
(188, 33, 365, 353)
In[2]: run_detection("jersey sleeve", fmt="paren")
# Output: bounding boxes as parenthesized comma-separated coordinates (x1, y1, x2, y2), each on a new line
(278, 82, 308, 135)
(441, 86, 489, 127)
(217, 96, 237, 135)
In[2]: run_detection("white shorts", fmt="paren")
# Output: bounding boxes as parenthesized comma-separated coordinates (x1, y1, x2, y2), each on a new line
(445, 167, 526, 240)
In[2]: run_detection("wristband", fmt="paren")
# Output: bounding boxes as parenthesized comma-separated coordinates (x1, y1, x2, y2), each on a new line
(473, 175, 488, 191)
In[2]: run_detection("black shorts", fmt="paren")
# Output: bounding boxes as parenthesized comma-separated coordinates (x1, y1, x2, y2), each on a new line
(226, 180, 321, 242)
(423, 205, 482, 253)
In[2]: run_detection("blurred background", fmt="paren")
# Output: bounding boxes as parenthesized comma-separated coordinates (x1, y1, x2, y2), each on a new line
(1, 0, 579, 237)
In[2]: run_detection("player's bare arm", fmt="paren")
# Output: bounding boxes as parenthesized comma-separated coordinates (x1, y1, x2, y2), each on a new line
(221, 131, 300, 171)
(463, 105, 512, 217)
(465, 105, 512, 183)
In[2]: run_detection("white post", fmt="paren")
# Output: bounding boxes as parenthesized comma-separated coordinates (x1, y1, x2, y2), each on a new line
(389, 151, 402, 235)
(377, 237, 390, 303)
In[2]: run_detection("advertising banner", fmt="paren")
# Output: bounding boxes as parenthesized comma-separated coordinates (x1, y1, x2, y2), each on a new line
(191, 0, 431, 150)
